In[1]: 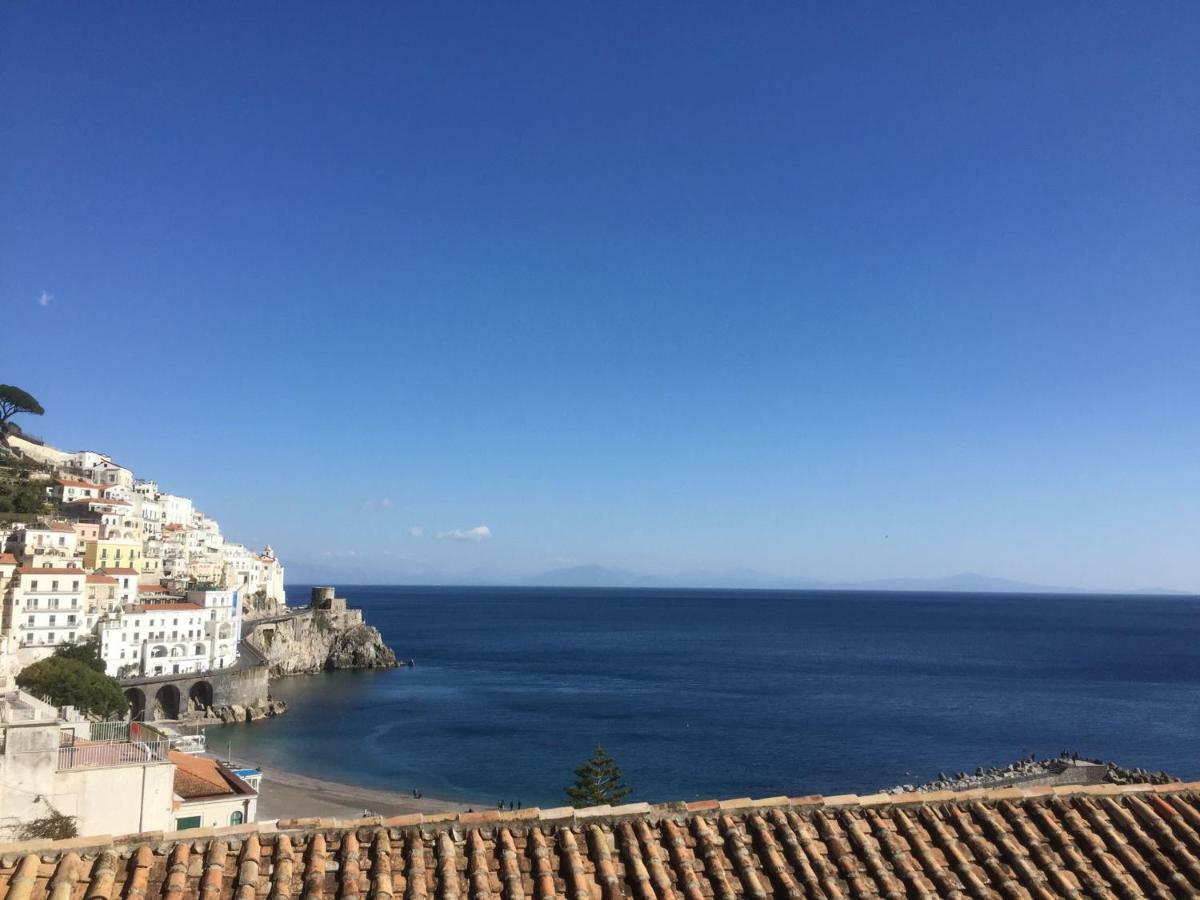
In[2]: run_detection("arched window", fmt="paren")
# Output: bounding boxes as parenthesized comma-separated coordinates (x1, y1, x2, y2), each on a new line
(229, 810, 244, 826)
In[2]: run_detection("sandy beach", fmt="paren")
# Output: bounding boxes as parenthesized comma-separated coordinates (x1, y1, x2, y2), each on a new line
(235, 763, 480, 820)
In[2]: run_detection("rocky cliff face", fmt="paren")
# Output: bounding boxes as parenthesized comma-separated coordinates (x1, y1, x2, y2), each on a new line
(243, 609, 398, 676)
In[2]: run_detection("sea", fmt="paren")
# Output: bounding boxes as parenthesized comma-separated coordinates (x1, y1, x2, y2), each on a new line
(208, 586, 1200, 807)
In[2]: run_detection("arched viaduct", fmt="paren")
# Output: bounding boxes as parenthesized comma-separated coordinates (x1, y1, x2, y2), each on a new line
(119, 641, 270, 722)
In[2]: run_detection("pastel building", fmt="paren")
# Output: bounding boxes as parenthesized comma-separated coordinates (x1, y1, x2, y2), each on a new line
(83, 538, 143, 572)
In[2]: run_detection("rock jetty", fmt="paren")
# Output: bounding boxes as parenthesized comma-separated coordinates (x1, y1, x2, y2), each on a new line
(212, 698, 288, 724)
(883, 753, 1181, 794)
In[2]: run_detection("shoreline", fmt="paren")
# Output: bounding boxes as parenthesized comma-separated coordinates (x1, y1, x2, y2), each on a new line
(213, 758, 483, 820)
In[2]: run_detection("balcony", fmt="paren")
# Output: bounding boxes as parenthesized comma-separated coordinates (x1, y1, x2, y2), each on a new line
(57, 721, 169, 771)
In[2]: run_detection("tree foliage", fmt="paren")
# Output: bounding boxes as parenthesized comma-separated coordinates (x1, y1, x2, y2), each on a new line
(54, 638, 107, 673)
(564, 745, 632, 807)
(0, 385, 44, 439)
(17, 656, 128, 719)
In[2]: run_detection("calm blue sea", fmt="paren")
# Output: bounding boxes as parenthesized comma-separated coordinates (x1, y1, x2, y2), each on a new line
(208, 586, 1200, 806)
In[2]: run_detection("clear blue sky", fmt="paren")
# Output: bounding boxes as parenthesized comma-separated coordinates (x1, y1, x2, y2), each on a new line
(3, 4, 1197, 590)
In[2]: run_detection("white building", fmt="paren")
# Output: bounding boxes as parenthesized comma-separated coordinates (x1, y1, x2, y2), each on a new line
(5, 567, 86, 659)
(5, 523, 80, 566)
(0, 691, 184, 840)
(63, 452, 134, 488)
(98, 588, 241, 678)
(169, 750, 258, 830)
(160, 493, 194, 527)
(45, 478, 102, 504)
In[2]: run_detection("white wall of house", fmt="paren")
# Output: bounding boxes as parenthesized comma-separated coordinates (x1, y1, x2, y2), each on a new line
(173, 793, 257, 831)
(160, 494, 194, 527)
(8, 570, 87, 651)
(0, 719, 175, 840)
(98, 590, 241, 677)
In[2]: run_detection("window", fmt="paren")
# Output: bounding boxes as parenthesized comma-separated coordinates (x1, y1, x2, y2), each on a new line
(52, 580, 59, 591)
(30, 580, 38, 591)
(175, 816, 202, 830)
(27, 616, 34, 627)
(229, 811, 244, 826)
(49, 615, 56, 626)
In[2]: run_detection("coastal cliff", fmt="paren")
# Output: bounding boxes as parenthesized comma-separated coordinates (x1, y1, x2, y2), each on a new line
(242, 593, 398, 677)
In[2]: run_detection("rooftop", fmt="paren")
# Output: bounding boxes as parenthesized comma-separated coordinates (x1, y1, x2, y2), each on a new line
(170, 751, 255, 800)
(1, 782, 1199, 899)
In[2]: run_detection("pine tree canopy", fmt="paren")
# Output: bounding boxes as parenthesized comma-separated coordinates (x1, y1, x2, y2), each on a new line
(564, 744, 632, 807)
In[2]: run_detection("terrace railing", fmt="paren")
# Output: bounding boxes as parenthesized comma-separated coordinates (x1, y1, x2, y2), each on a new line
(56, 721, 170, 771)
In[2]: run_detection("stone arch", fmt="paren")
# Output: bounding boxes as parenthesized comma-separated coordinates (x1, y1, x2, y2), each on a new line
(151, 645, 168, 658)
(218, 623, 232, 639)
(194, 643, 206, 656)
(187, 680, 214, 714)
(153, 684, 181, 720)
(170, 644, 187, 657)
(125, 687, 146, 721)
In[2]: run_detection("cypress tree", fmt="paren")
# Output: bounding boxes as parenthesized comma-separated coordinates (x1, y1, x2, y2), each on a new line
(564, 745, 632, 807)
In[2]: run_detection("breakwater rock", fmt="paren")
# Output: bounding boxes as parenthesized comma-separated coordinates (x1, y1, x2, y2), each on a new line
(883, 754, 1181, 794)
(242, 588, 399, 677)
(212, 699, 288, 724)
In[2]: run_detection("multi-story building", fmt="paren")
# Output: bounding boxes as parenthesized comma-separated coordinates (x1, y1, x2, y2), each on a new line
(98, 588, 241, 678)
(85, 573, 121, 622)
(6, 567, 87, 657)
(93, 567, 140, 606)
(160, 493, 194, 527)
(5, 524, 80, 566)
(64, 452, 135, 489)
(82, 538, 143, 572)
(45, 478, 102, 504)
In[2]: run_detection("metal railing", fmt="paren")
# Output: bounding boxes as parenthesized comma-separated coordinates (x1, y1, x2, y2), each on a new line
(58, 738, 169, 770)
(55, 720, 170, 770)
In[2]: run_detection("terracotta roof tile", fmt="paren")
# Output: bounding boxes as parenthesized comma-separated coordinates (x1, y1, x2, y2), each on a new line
(0, 554, 17, 566)
(4, 784, 1200, 900)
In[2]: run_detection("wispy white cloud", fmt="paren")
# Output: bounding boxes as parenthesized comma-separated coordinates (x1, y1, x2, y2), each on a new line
(407, 526, 424, 538)
(436, 525, 492, 543)
(380, 497, 393, 508)
(37, 291, 53, 307)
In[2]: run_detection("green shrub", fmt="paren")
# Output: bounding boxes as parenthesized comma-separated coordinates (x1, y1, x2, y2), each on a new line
(17, 656, 128, 719)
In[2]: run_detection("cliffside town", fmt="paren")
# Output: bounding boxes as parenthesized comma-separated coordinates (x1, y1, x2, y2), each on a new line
(0, 433, 396, 703)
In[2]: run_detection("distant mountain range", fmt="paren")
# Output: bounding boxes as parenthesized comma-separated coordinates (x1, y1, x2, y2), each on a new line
(286, 560, 1191, 595)
(522, 566, 1191, 595)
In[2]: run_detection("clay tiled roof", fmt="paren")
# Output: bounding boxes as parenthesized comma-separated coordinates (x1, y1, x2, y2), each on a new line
(55, 478, 101, 489)
(170, 752, 251, 800)
(135, 602, 204, 611)
(0, 554, 17, 566)
(16, 566, 84, 575)
(86, 574, 118, 584)
(3, 783, 1200, 899)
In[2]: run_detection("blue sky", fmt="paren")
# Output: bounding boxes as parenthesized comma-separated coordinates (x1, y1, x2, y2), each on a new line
(2, 4, 1197, 590)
